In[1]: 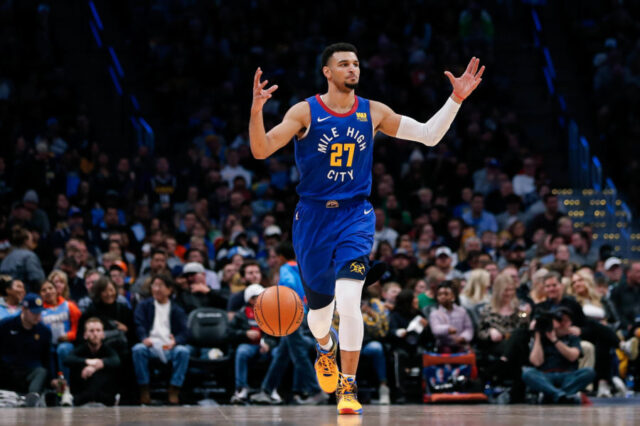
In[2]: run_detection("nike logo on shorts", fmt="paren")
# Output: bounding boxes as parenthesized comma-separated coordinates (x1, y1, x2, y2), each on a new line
(364, 208, 373, 215)
(296, 211, 300, 220)
(317, 116, 331, 122)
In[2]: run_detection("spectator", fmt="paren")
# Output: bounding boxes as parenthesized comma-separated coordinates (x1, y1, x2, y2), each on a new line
(496, 194, 526, 234)
(522, 306, 595, 404)
(48, 270, 70, 300)
(78, 277, 136, 357)
(175, 262, 227, 313)
(149, 157, 177, 211)
(418, 270, 445, 310)
(77, 270, 103, 312)
(217, 262, 238, 302)
(0, 293, 51, 396)
(434, 246, 464, 281)
(0, 226, 45, 291)
(227, 260, 263, 320)
(381, 281, 402, 311)
(63, 317, 121, 406)
(22, 190, 50, 236)
(566, 271, 609, 323)
(373, 208, 399, 251)
(528, 194, 563, 236)
(39, 279, 81, 405)
(221, 149, 252, 188)
(473, 158, 502, 196)
(106, 263, 133, 308)
(389, 289, 430, 402)
(387, 250, 420, 284)
(132, 274, 189, 405)
(535, 272, 629, 397)
(132, 248, 169, 297)
(429, 281, 473, 353)
(522, 268, 549, 306)
(556, 217, 574, 245)
(0, 277, 25, 320)
(462, 193, 498, 235)
(478, 273, 530, 359)
(250, 242, 325, 405)
(512, 157, 537, 198)
(609, 261, 640, 342)
(569, 231, 598, 267)
(229, 284, 277, 404)
(58, 256, 86, 302)
(459, 269, 491, 310)
(183, 248, 220, 290)
(603, 257, 623, 287)
(361, 290, 391, 405)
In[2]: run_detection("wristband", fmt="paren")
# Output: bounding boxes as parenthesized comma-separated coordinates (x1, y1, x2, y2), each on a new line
(453, 91, 466, 102)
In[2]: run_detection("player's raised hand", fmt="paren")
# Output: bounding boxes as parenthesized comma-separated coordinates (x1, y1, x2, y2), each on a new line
(444, 57, 485, 103)
(251, 67, 279, 114)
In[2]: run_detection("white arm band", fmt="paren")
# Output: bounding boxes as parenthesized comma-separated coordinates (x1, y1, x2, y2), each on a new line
(395, 97, 461, 147)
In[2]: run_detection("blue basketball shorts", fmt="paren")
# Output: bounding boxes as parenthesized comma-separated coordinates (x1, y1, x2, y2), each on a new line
(292, 197, 375, 310)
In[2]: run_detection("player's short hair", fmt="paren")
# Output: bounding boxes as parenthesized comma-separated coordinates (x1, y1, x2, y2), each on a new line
(321, 43, 358, 68)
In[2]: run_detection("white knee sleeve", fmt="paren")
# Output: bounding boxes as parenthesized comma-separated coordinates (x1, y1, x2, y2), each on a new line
(335, 278, 365, 351)
(307, 300, 335, 340)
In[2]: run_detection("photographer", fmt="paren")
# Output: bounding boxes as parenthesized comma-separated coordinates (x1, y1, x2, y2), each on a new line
(535, 272, 624, 396)
(522, 307, 594, 404)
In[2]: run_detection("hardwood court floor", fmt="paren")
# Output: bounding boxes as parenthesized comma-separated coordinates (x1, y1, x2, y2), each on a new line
(2, 404, 639, 425)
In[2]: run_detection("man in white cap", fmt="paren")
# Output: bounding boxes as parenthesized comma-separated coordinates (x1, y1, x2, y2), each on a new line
(604, 257, 623, 287)
(228, 283, 278, 404)
(174, 262, 227, 313)
(434, 246, 464, 280)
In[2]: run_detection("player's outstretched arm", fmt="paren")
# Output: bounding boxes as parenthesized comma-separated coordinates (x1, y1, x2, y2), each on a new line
(249, 67, 307, 159)
(374, 57, 484, 147)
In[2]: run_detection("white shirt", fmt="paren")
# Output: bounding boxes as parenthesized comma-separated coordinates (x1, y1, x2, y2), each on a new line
(221, 165, 252, 188)
(150, 300, 172, 346)
(373, 227, 399, 251)
(512, 174, 536, 197)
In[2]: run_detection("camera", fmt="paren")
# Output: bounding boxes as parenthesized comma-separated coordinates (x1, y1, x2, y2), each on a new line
(534, 311, 555, 334)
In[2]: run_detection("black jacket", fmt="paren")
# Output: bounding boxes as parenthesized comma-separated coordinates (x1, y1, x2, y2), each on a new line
(228, 305, 278, 348)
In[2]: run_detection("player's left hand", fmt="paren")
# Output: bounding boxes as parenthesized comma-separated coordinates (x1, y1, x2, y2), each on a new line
(444, 57, 485, 102)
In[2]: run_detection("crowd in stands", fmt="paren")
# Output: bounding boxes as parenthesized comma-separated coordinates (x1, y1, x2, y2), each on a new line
(0, 0, 639, 407)
(561, 0, 640, 210)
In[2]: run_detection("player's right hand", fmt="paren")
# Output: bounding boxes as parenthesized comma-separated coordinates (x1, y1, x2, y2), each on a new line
(251, 67, 278, 114)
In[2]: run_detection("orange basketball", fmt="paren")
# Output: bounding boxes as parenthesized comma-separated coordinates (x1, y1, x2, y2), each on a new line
(254, 285, 304, 337)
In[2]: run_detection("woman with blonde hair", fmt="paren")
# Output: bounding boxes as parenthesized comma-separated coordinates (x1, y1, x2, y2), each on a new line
(567, 270, 606, 321)
(48, 270, 70, 300)
(459, 269, 490, 310)
(478, 273, 529, 353)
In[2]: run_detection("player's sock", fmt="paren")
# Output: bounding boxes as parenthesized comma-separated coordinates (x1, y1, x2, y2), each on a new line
(343, 374, 356, 380)
(319, 337, 333, 352)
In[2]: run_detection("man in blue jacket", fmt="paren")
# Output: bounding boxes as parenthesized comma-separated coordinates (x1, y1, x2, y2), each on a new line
(0, 293, 51, 398)
(132, 273, 189, 405)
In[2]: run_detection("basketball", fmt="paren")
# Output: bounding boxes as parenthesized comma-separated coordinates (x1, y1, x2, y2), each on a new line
(254, 285, 304, 337)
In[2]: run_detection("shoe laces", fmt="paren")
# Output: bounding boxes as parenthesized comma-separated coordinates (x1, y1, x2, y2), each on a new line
(317, 347, 335, 375)
(338, 374, 357, 402)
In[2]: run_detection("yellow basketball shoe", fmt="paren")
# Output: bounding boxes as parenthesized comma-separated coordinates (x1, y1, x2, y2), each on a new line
(336, 374, 363, 415)
(314, 328, 339, 393)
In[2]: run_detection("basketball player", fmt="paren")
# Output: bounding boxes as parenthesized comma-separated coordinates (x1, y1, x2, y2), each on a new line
(249, 43, 484, 414)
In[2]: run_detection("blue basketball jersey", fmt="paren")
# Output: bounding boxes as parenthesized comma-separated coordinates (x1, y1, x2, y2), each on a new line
(294, 94, 374, 201)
